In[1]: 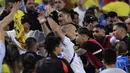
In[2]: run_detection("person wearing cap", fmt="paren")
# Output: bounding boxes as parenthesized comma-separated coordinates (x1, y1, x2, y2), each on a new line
(101, 49, 126, 73)
(83, 15, 99, 31)
(115, 41, 130, 71)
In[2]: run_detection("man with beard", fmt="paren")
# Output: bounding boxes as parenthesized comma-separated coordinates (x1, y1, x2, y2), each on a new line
(23, 0, 42, 31)
(92, 25, 114, 48)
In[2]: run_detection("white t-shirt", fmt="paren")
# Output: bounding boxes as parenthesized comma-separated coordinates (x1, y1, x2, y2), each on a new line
(62, 36, 85, 73)
(74, 7, 87, 27)
(7, 30, 45, 54)
(100, 68, 126, 73)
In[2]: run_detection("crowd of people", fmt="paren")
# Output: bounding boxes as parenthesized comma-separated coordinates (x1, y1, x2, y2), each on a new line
(0, 0, 130, 73)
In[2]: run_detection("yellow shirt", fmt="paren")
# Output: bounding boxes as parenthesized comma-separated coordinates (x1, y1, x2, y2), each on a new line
(85, 0, 99, 8)
(102, 1, 130, 16)
(2, 64, 11, 73)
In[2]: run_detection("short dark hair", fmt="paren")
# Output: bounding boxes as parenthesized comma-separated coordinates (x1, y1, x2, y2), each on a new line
(22, 53, 37, 73)
(116, 41, 128, 55)
(94, 25, 106, 32)
(114, 23, 127, 31)
(26, 37, 37, 50)
(44, 36, 62, 54)
(107, 11, 117, 18)
(102, 49, 117, 65)
(59, 8, 71, 14)
(78, 27, 91, 37)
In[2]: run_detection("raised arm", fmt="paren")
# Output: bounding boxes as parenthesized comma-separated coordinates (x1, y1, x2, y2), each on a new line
(0, 2, 22, 29)
(38, 15, 51, 36)
(47, 18, 65, 41)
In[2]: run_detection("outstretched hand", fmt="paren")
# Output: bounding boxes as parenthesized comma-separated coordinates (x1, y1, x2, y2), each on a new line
(11, 2, 22, 13)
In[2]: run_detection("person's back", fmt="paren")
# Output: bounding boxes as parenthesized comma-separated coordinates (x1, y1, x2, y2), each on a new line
(101, 49, 126, 73)
(100, 68, 126, 73)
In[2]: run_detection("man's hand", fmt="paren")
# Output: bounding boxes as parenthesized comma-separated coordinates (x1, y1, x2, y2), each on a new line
(11, 2, 22, 13)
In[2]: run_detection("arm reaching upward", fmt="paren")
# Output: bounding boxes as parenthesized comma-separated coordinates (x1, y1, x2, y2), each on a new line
(47, 17, 65, 41)
(0, 2, 22, 29)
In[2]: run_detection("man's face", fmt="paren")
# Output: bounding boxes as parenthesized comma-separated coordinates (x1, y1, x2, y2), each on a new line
(125, 18, 130, 32)
(112, 25, 122, 39)
(58, 12, 68, 25)
(92, 28, 105, 40)
(53, 0, 65, 11)
(76, 34, 84, 45)
(23, 22, 30, 32)
(73, 14, 79, 25)
(87, 21, 98, 30)
(107, 17, 118, 26)
(25, 0, 35, 12)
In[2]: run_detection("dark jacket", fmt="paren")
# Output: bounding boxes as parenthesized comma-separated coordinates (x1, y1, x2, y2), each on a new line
(36, 54, 74, 73)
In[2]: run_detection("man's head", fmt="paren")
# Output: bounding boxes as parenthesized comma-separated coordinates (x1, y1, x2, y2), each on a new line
(76, 27, 91, 45)
(92, 25, 106, 40)
(106, 12, 118, 26)
(53, 0, 65, 11)
(83, 15, 98, 30)
(102, 49, 117, 66)
(21, 15, 31, 33)
(44, 36, 62, 56)
(113, 23, 127, 40)
(26, 37, 38, 52)
(5, 2, 14, 13)
(24, 0, 35, 12)
(58, 8, 72, 25)
(125, 17, 130, 33)
(116, 41, 128, 56)
(85, 6, 102, 18)
(71, 11, 79, 25)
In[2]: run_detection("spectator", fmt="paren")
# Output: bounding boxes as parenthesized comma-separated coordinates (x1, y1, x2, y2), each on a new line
(23, 0, 42, 31)
(39, 17, 86, 73)
(22, 53, 38, 73)
(0, 1, 14, 30)
(125, 17, 130, 38)
(6, 15, 45, 54)
(0, 2, 21, 72)
(101, 49, 126, 73)
(2, 43, 22, 73)
(74, 0, 87, 26)
(113, 23, 130, 55)
(115, 41, 130, 73)
(76, 27, 104, 73)
(92, 25, 114, 48)
(58, 8, 77, 43)
(36, 36, 74, 73)
(53, 0, 66, 11)
(83, 15, 98, 31)
(106, 12, 118, 34)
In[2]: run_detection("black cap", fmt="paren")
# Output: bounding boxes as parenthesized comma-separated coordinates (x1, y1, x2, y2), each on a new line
(107, 11, 117, 18)
(84, 15, 98, 24)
